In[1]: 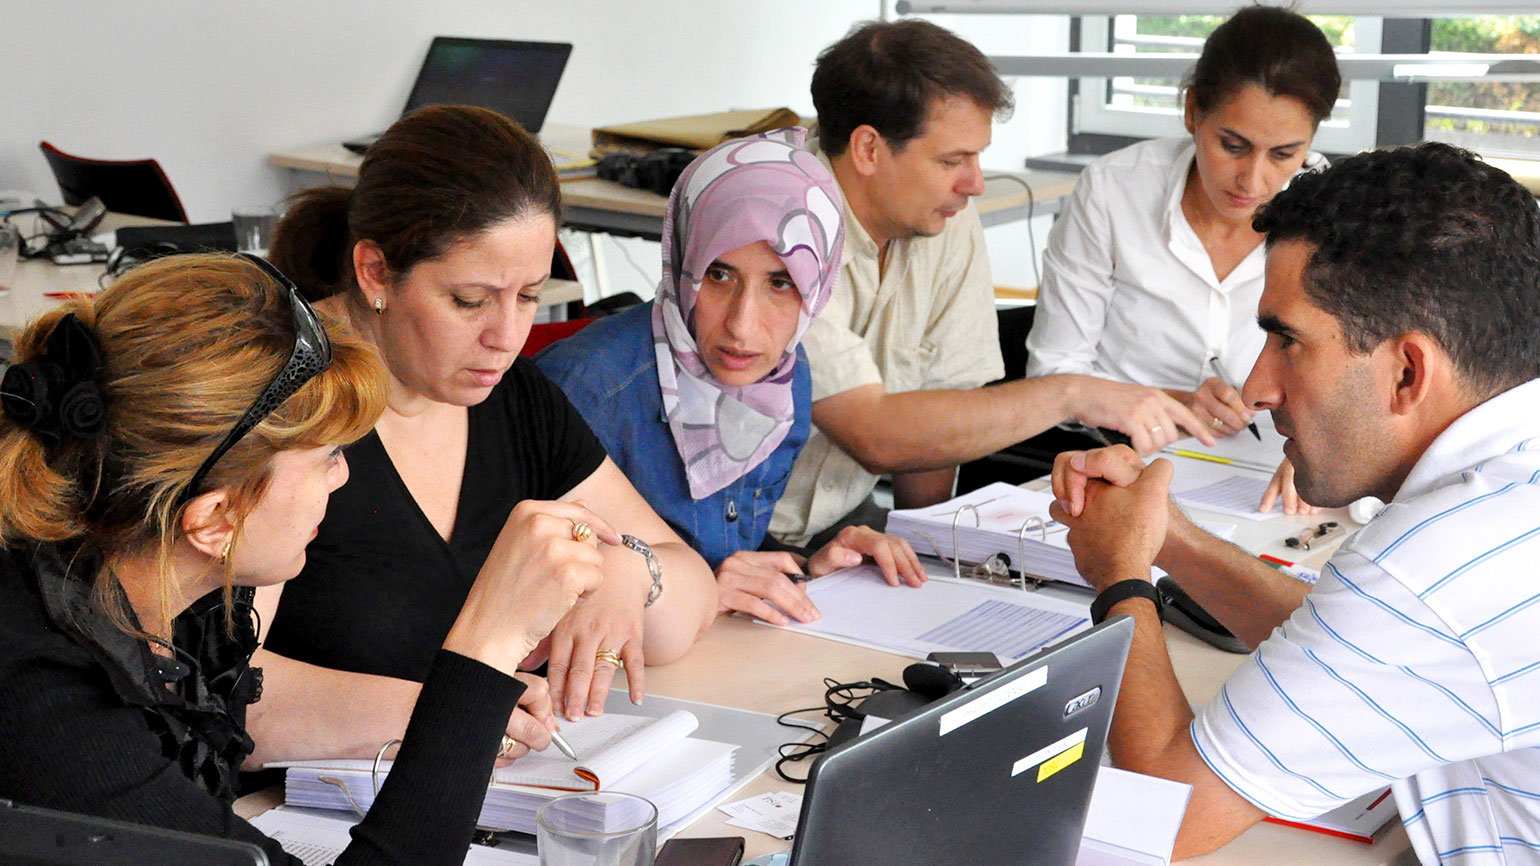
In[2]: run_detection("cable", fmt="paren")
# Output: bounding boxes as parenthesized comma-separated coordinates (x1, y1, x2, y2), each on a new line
(771, 676, 905, 783)
(984, 174, 1040, 290)
(606, 234, 655, 291)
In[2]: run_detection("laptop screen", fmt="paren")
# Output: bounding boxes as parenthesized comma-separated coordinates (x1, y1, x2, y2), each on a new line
(0, 800, 269, 866)
(404, 37, 572, 133)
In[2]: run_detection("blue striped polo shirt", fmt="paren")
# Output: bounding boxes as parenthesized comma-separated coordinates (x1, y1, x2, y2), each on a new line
(1192, 377, 1540, 865)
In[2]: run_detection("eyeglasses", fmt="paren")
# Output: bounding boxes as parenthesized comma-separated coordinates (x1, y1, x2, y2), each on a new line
(178, 253, 333, 506)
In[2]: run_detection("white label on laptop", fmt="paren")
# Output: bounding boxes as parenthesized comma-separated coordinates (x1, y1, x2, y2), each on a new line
(937, 665, 1048, 736)
(1012, 727, 1088, 779)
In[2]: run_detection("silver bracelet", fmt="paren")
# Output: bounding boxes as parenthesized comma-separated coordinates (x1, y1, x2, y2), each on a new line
(621, 534, 663, 606)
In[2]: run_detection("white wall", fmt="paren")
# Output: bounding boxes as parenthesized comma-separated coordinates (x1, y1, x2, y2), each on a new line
(1, 1, 1069, 291)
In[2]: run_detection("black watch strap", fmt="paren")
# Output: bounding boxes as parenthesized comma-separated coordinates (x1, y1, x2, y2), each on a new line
(1090, 579, 1163, 624)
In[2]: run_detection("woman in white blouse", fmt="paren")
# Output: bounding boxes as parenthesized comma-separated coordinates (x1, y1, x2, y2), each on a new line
(1026, 6, 1338, 511)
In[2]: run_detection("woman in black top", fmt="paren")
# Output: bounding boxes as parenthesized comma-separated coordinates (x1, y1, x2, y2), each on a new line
(252, 105, 717, 767)
(0, 253, 612, 864)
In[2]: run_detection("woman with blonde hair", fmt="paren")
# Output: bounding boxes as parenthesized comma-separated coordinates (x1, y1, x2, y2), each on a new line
(0, 253, 610, 864)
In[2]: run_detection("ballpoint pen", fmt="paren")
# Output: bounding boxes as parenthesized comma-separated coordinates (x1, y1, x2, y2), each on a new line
(1207, 356, 1261, 441)
(550, 729, 579, 761)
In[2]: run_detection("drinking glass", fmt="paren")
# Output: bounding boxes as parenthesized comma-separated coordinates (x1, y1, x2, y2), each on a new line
(536, 792, 657, 866)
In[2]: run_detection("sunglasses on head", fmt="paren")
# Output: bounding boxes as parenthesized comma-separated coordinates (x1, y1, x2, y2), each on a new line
(177, 254, 333, 506)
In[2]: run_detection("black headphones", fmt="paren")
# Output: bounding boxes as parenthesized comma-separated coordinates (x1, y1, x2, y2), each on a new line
(596, 148, 698, 196)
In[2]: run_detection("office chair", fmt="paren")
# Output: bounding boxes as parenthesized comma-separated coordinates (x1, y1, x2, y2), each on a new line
(39, 141, 189, 223)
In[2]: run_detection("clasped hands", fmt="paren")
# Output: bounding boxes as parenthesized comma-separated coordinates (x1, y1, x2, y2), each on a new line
(1047, 446, 1174, 594)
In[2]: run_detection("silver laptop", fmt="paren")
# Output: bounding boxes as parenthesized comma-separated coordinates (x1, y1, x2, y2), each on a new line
(344, 36, 572, 153)
(790, 616, 1135, 866)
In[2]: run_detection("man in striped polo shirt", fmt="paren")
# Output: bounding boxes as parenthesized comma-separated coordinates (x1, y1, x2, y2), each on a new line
(1049, 142, 1540, 864)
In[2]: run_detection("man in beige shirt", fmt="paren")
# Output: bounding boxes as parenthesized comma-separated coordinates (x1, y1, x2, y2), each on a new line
(770, 19, 1213, 549)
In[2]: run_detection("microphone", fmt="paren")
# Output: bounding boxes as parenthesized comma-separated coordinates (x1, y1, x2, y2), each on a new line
(902, 661, 963, 701)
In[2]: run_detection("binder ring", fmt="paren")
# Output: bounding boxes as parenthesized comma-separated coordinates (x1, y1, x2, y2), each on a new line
(951, 505, 981, 581)
(1016, 517, 1049, 592)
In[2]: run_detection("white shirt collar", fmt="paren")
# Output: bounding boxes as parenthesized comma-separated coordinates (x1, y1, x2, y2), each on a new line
(1395, 377, 1540, 502)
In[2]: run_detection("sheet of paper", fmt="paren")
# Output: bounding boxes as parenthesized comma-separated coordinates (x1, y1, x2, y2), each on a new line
(1174, 476, 1279, 521)
(251, 807, 537, 865)
(1076, 766, 1192, 866)
(718, 792, 803, 839)
(770, 563, 1091, 663)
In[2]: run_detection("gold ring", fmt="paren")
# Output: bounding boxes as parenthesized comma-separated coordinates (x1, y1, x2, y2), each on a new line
(1211, 417, 1225, 430)
(1147, 425, 1163, 435)
(595, 648, 624, 670)
(570, 521, 593, 543)
(498, 735, 519, 758)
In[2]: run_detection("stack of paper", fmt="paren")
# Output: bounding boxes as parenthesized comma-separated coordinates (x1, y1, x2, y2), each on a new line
(887, 482, 1158, 588)
(275, 710, 736, 836)
(1264, 787, 1398, 843)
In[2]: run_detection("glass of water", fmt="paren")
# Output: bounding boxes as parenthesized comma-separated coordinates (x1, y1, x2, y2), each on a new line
(536, 791, 657, 866)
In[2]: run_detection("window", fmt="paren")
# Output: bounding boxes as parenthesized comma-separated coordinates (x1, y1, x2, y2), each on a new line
(1422, 16, 1540, 156)
(1074, 14, 1382, 154)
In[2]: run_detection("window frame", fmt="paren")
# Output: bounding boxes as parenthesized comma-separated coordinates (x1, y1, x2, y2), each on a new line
(1069, 14, 1385, 155)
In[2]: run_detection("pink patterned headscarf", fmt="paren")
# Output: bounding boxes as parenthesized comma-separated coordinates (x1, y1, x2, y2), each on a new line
(651, 127, 845, 500)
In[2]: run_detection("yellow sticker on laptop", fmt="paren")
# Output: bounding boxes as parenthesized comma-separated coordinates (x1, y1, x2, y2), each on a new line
(1036, 740, 1085, 782)
(1011, 727, 1087, 780)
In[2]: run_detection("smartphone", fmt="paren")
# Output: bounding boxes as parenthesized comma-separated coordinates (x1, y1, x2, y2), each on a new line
(925, 651, 1004, 682)
(65, 196, 107, 235)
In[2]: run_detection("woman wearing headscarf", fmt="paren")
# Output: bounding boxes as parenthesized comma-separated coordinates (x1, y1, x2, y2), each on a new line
(540, 129, 924, 627)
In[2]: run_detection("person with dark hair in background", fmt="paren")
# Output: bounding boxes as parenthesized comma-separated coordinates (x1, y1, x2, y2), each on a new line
(770, 18, 1216, 557)
(539, 129, 926, 627)
(0, 253, 611, 865)
(1028, 6, 1341, 512)
(1049, 142, 1540, 862)
(253, 105, 717, 754)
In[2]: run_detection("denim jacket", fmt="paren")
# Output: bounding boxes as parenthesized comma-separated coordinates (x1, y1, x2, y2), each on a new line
(536, 303, 811, 569)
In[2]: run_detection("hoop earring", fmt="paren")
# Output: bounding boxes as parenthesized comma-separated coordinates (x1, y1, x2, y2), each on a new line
(373, 297, 385, 315)
(219, 539, 233, 566)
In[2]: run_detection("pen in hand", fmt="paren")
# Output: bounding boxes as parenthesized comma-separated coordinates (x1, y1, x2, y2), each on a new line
(1207, 356, 1261, 441)
(549, 729, 579, 761)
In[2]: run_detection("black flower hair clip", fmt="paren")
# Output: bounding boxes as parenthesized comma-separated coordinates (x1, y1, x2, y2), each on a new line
(1, 314, 108, 444)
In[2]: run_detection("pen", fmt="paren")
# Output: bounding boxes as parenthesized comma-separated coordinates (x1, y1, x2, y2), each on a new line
(1208, 357, 1261, 441)
(550, 729, 579, 761)
(1167, 449, 1275, 474)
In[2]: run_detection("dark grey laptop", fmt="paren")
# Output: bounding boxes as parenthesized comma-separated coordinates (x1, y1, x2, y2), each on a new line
(790, 616, 1134, 866)
(0, 799, 269, 865)
(344, 36, 573, 153)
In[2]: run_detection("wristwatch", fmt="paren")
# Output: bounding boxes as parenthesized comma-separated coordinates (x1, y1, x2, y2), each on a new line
(1089, 579, 1162, 625)
(621, 534, 664, 606)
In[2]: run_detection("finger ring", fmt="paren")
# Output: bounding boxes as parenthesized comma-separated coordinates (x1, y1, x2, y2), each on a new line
(1147, 425, 1163, 435)
(595, 648, 624, 670)
(1211, 417, 1225, 430)
(570, 521, 593, 543)
(498, 735, 518, 758)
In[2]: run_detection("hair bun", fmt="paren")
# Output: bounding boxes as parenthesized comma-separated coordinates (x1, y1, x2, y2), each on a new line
(1, 362, 58, 434)
(1, 313, 108, 444)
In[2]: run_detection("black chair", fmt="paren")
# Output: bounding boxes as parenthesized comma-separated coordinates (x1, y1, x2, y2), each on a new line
(955, 304, 1124, 494)
(39, 141, 189, 223)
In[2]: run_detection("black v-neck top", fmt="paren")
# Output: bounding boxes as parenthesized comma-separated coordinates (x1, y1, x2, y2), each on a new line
(264, 358, 607, 681)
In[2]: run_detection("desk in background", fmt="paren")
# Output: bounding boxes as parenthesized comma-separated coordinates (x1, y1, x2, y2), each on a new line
(0, 212, 582, 347)
(268, 123, 1080, 243)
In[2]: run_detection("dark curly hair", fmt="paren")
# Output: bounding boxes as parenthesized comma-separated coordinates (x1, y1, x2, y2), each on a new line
(812, 19, 1014, 158)
(1254, 141, 1540, 397)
